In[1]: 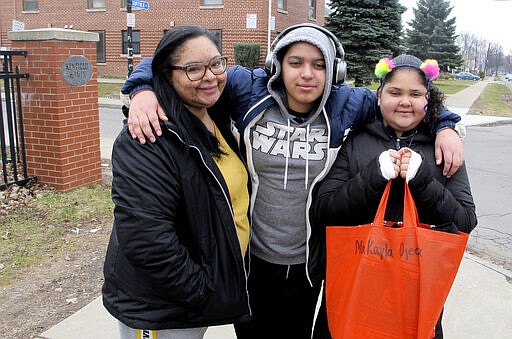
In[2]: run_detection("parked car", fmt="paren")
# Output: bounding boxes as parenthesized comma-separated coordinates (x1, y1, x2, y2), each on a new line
(454, 72, 480, 81)
(505, 74, 512, 81)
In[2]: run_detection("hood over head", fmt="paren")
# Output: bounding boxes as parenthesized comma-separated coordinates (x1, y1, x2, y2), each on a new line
(267, 25, 337, 124)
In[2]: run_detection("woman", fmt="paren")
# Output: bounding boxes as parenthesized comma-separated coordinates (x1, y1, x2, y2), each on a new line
(102, 25, 250, 339)
(311, 54, 477, 338)
(121, 24, 464, 338)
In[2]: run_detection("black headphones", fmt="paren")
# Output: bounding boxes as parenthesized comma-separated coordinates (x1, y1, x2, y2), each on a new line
(264, 23, 347, 84)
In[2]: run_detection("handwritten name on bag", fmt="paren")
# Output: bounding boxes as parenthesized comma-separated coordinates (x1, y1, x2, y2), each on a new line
(355, 239, 422, 260)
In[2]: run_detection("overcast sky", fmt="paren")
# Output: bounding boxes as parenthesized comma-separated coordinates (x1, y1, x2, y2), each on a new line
(399, 0, 512, 53)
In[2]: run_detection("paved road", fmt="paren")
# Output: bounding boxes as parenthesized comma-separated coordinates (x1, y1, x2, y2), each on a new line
(463, 123, 512, 271)
(99, 107, 124, 159)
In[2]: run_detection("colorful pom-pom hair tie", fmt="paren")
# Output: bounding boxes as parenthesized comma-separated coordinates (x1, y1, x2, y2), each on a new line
(420, 59, 440, 81)
(374, 57, 394, 78)
(374, 54, 440, 81)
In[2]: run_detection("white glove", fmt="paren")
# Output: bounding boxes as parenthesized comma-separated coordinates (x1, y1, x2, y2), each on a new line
(379, 150, 398, 180)
(403, 147, 422, 183)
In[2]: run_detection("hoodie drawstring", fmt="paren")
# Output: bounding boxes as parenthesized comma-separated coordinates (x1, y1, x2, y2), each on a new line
(283, 119, 311, 191)
(305, 124, 310, 190)
(283, 118, 291, 189)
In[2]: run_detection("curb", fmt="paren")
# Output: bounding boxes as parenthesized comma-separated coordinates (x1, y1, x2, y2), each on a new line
(464, 252, 512, 281)
(466, 119, 512, 127)
(98, 100, 123, 109)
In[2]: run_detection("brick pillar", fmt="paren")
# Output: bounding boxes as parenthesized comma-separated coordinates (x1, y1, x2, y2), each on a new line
(8, 28, 101, 191)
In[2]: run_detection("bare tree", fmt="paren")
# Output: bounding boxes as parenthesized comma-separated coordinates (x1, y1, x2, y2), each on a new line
(484, 43, 503, 75)
(457, 31, 511, 75)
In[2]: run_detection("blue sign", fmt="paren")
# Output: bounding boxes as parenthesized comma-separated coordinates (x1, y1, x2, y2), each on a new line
(132, 0, 149, 10)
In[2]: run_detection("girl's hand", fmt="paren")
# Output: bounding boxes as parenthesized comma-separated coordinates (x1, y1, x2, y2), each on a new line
(399, 148, 422, 183)
(127, 90, 166, 144)
(379, 150, 401, 180)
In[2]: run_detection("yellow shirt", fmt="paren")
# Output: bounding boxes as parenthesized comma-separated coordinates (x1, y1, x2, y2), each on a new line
(213, 125, 250, 255)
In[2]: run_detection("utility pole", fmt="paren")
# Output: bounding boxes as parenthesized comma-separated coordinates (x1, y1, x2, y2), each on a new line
(127, 0, 133, 78)
(267, 0, 272, 54)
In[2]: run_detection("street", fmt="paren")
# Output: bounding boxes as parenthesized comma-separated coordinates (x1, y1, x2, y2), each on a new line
(463, 124, 512, 271)
(99, 106, 125, 159)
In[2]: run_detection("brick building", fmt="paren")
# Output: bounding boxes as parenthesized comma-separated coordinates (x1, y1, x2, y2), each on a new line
(0, 0, 325, 78)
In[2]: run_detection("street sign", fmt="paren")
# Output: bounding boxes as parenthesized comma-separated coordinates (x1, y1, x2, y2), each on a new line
(132, 0, 149, 10)
(127, 13, 136, 27)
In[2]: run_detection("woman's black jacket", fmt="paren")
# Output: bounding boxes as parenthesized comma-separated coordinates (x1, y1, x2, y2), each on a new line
(102, 114, 250, 330)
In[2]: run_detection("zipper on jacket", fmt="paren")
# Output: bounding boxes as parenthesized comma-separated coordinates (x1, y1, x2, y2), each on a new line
(166, 127, 240, 252)
(166, 126, 252, 315)
(395, 138, 401, 150)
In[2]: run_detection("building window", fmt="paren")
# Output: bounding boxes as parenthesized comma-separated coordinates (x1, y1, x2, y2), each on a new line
(202, 0, 223, 5)
(278, 0, 286, 11)
(121, 0, 127, 9)
(91, 30, 106, 63)
(88, 0, 105, 9)
(23, 0, 38, 11)
(309, 0, 316, 19)
(122, 30, 141, 54)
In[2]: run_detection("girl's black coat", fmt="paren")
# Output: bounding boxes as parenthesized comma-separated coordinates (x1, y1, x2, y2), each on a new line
(102, 115, 250, 330)
(312, 119, 477, 234)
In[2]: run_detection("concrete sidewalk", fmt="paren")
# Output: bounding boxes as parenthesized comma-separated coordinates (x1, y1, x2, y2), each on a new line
(39, 253, 512, 339)
(444, 79, 512, 127)
(40, 80, 512, 338)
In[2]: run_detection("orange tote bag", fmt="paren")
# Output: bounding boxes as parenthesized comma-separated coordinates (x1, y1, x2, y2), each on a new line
(325, 181, 468, 339)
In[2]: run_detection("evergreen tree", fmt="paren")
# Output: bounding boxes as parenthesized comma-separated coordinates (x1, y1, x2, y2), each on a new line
(326, 0, 405, 86)
(404, 0, 463, 71)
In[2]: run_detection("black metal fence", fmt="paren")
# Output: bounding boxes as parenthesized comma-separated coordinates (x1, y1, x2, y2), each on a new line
(0, 50, 34, 190)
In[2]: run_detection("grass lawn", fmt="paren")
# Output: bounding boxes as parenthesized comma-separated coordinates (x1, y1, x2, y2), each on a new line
(432, 79, 474, 94)
(467, 82, 512, 118)
(0, 185, 113, 286)
(98, 82, 123, 97)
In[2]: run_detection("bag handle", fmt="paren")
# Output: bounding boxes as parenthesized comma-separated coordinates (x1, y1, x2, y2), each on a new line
(372, 181, 420, 228)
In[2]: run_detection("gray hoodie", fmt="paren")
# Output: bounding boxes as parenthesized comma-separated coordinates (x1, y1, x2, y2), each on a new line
(248, 26, 337, 265)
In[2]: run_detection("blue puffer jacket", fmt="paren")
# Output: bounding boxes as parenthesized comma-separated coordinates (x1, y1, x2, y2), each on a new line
(122, 59, 461, 285)
(123, 60, 459, 150)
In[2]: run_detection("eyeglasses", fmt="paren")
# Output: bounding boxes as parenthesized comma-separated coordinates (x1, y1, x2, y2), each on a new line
(171, 56, 228, 81)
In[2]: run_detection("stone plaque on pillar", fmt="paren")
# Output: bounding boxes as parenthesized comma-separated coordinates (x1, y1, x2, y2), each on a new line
(61, 55, 93, 86)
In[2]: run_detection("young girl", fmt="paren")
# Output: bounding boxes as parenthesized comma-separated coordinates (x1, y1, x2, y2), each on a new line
(311, 54, 477, 338)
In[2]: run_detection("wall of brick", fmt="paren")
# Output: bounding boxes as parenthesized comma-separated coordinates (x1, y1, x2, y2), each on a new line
(8, 29, 102, 191)
(0, 0, 324, 78)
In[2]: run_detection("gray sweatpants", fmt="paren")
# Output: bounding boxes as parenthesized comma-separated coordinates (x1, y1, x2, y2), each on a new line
(118, 321, 207, 339)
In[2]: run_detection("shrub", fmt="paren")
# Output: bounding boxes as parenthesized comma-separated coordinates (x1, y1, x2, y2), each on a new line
(234, 43, 260, 69)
